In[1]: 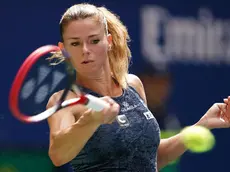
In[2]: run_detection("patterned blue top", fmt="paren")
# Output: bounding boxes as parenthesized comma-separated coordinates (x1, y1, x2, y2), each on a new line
(70, 86, 161, 172)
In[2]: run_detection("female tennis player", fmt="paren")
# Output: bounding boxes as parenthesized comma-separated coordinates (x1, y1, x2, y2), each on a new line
(47, 3, 230, 171)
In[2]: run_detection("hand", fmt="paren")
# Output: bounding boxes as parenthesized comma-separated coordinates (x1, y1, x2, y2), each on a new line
(76, 96, 120, 126)
(196, 97, 230, 129)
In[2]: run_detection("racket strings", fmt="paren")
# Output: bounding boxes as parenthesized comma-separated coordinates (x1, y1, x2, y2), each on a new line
(18, 56, 68, 115)
(56, 70, 76, 110)
(10, 45, 108, 123)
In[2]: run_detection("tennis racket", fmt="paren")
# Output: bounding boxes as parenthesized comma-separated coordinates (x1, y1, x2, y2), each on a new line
(8, 45, 111, 123)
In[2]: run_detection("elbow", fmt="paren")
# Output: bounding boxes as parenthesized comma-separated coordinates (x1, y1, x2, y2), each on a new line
(48, 133, 67, 167)
(49, 149, 66, 167)
(157, 157, 163, 170)
(157, 149, 165, 170)
(48, 131, 80, 167)
(48, 141, 71, 167)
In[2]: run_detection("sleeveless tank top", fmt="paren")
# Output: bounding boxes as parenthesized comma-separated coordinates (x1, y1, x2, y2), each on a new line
(70, 86, 161, 172)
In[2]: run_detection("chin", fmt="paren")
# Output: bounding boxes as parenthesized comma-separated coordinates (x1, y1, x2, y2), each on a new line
(77, 62, 107, 77)
(80, 68, 102, 77)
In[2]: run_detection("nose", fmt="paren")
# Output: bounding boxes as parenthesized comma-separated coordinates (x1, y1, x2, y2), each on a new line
(82, 43, 90, 55)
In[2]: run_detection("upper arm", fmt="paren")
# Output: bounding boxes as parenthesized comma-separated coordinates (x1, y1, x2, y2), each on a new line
(127, 74, 147, 104)
(46, 91, 76, 135)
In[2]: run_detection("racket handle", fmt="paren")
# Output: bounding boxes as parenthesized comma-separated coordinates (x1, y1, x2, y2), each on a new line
(85, 94, 109, 111)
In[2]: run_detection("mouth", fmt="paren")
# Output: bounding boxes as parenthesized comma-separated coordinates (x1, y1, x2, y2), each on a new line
(81, 60, 94, 64)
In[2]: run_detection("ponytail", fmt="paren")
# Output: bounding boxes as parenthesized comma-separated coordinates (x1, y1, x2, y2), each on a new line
(98, 7, 131, 88)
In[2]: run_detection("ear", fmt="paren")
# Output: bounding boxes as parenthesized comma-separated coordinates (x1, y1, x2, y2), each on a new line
(58, 42, 64, 49)
(58, 42, 70, 58)
(107, 34, 112, 47)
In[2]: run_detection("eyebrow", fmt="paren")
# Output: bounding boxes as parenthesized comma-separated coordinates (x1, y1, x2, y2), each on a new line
(68, 34, 100, 40)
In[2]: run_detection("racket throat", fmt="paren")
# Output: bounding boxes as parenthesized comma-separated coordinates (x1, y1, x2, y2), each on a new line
(60, 95, 89, 108)
(78, 95, 89, 105)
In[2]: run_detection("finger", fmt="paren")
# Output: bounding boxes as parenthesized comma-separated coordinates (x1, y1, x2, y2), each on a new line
(220, 117, 230, 128)
(224, 107, 230, 123)
(77, 109, 93, 125)
(224, 98, 228, 104)
(227, 96, 230, 105)
(101, 96, 115, 105)
(216, 103, 227, 111)
(215, 103, 226, 119)
(218, 118, 230, 128)
(111, 103, 120, 114)
(104, 103, 120, 124)
(219, 104, 230, 125)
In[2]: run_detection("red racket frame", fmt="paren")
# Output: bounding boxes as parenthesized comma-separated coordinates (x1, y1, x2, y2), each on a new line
(9, 45, 108, 123)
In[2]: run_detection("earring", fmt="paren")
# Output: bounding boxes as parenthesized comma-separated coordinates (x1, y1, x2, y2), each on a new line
(61, 49, 70, 58)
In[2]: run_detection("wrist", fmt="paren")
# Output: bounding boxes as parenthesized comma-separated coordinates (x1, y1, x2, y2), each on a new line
(194, 117, 213, 130)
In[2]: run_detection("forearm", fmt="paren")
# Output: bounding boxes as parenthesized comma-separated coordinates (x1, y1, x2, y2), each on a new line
(49, 120, 100, 166)
(157, 133, 187, 169)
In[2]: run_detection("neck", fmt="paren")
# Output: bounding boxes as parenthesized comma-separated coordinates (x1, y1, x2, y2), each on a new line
(77, 70, 122, 97)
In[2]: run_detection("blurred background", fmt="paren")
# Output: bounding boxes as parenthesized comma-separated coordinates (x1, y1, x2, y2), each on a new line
(1, 0, 230, 171)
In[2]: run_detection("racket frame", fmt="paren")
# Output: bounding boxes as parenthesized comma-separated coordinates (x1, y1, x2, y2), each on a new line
(9, 45, 108, 123)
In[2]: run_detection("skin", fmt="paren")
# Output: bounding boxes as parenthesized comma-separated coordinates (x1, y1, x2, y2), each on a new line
(47, 17, 230, 169)
(60, 18, 120, 97)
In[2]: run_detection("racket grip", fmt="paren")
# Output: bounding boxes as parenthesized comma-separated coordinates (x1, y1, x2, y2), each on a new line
(85, 94, 109, 111)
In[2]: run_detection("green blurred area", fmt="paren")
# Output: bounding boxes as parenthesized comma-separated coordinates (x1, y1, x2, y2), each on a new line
(0, 130, 180, 172)
(0, 150, 54, 172)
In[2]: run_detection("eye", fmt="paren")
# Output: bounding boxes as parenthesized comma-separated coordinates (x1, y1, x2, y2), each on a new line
(71, 42, 80, 46)
(91, 39, 100, 44)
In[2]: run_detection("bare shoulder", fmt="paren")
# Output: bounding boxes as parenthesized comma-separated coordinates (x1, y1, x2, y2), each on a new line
(127, 74, 147, 104)
(46, 90, 77, 109)
(127, 74, 143, 91)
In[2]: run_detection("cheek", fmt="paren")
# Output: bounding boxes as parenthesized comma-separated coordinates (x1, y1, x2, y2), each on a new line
(92, 43, 108, 60)
(66, 47, 82, 65)
(68, 47, 81, 58)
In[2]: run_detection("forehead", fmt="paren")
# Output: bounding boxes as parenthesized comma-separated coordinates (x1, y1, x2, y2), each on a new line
(63, 18, 104, 38)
